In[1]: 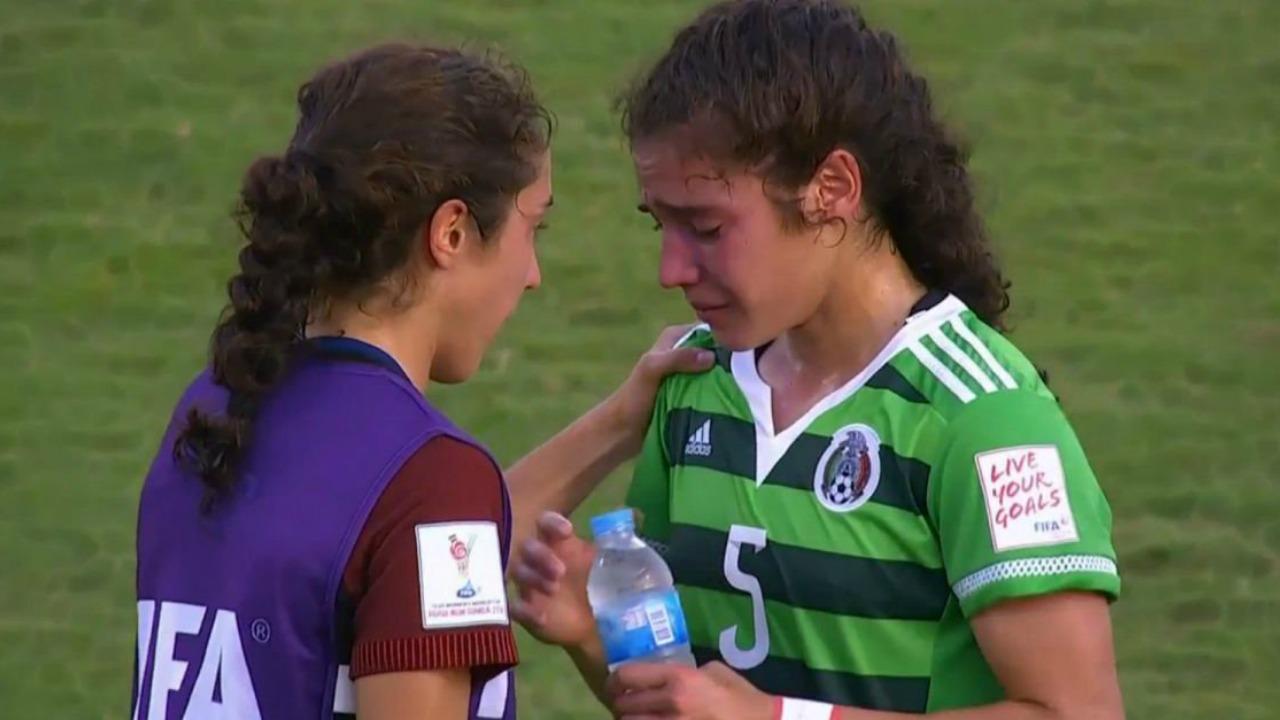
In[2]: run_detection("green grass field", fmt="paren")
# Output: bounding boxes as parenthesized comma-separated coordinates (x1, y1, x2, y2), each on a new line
(2, 0, 1277, 717)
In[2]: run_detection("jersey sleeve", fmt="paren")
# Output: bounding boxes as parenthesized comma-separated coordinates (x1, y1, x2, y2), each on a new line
(628, 325, 715, 550)
(343, 436, 517, 679)
(928, 391, 1121, 618)
(626, 387, 672, 548)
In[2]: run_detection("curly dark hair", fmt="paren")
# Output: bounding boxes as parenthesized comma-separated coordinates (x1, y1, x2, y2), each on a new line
(175, 43, 552, 510)
(621, 0, 1010, 329)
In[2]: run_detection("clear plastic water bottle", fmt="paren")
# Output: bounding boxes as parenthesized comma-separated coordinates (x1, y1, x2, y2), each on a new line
(587, 508, 696, 670)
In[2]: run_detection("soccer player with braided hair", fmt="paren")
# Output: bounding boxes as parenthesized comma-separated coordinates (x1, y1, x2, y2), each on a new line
(132, 44, 711, 720)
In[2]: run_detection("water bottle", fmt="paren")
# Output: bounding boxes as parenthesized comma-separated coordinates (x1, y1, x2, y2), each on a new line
(587, 508, 696, 670)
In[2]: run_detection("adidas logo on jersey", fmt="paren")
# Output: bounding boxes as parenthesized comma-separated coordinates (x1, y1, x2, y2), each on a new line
(685, 420, 713, 457)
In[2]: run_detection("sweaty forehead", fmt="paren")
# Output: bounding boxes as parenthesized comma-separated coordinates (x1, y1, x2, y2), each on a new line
(517, 155, 554, 206)
(632, 139, 736, 206)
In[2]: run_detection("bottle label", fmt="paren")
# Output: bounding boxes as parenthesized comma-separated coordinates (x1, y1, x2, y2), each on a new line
(595, 588, 690, 666)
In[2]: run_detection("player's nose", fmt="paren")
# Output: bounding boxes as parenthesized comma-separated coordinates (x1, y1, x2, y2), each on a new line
(658, 232, 699, 289)
(526, 252, 542, 290)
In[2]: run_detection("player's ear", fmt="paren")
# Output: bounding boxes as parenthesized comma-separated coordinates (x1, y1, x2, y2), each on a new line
(802, 147, 863, 226)
(422, 199, 480, 270)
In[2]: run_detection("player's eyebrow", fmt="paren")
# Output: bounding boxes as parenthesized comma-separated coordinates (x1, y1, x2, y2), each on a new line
(637, 199, 716, 221)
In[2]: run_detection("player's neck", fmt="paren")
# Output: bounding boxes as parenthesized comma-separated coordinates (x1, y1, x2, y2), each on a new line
(307, 298, 439, 391)
(767, 245, 924, 393)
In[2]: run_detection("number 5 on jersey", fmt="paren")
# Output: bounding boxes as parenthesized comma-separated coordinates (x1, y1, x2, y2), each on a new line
(720, 524, 770, 669)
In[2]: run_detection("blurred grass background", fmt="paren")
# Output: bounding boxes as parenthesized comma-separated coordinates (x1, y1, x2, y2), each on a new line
(1, 0, 1277, 717)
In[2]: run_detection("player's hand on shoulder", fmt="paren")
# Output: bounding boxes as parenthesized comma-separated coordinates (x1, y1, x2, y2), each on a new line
(607, 660, 773, 720)
(510, 511, 597, 648)
(609, 323, 715, 451)
(636, 323, 714, 379)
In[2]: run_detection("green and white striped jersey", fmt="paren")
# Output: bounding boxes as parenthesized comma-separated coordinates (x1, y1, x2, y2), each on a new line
(627, 293, 1120, 713)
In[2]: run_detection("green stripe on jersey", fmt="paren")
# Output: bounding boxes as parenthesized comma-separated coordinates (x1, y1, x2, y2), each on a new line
(663, 408, 755, 478)
(897, 309, 1052, 416)
(679, 585, 935, 677)
(666, 523, 949, 620)
(865, 363, 929, 404)
(663, 407, 938, 516)
(669, 467, 942, 567)
(763, 430, 931, 516)
(689, 646, 930, 713)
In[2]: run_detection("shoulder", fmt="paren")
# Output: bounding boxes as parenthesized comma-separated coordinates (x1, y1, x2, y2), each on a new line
(673, 323, 718, 351)
(926, 388, 1098, 522)
(379, 435, 505, 521)
(656, 324, 734, 404)
(941, 390, 1078, 455)
(953, 312, 1048, 394)
(156, 368, 231, 455)
(343, 434, 509, 619)
(673, 323, 732, 373)
(342, 435, 516, 678)
(171, 367, 226, 417)
(893, 301, 1054, 423)
(289, 352, 451, 422)
(893, 304, 1084, 474)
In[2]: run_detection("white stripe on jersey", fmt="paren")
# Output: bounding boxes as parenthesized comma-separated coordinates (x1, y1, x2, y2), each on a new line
(673, 322, 712, 349)
(928, 328, 998, 393)
(953, 555, 1118, 600)
(909, 341, 977, 403)
(477, 670, 511, 718)
(948, 317, 1018, 390)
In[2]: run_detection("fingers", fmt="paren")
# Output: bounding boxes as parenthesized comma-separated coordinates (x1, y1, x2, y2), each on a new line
(653, 323, 699, 352)
(608, 663, 698, 719)
(607, 662, 682, 697)
(514, 537, 566, 592)
(512, 557, 560, 596)
(643, 323, 714, 374)
(670, 347, 716, 372)
(610, 688, 679, 716)
(537, 510, 575, 541)
(700, 661, 749, 689)
(509, 596, 546, 629)
(641, 346, 715, 379)
(523, 536, 568, 578)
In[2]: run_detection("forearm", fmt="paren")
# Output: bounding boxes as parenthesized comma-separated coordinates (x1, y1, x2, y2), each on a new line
(566, 633, 612, 707)
(505, 392, 638, 554)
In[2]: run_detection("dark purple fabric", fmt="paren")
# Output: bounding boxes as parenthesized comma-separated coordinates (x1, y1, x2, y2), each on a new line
(133, 350, 516, 719)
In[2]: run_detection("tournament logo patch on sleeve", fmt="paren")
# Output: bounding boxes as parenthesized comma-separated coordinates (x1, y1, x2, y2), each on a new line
(975, 445, 1078, 552)
(414, 521, 509, 629)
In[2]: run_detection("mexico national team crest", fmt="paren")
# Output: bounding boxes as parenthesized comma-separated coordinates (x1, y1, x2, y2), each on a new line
(814, 424, 882, 513)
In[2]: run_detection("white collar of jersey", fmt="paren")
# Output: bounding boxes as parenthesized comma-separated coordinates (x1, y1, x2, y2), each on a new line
(731, 294, 967, 485)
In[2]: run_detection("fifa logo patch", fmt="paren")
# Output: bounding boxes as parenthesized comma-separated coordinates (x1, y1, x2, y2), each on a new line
(416, 522, 508, 629)
(449, 532, 478, 599)
(814, 424, 881, 513)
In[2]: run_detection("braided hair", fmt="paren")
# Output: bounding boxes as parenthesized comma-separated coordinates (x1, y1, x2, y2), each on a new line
(175, 44, 551, 510)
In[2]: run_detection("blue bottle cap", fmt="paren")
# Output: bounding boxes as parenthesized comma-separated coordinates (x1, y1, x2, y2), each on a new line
(590, 508, 635, 538)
